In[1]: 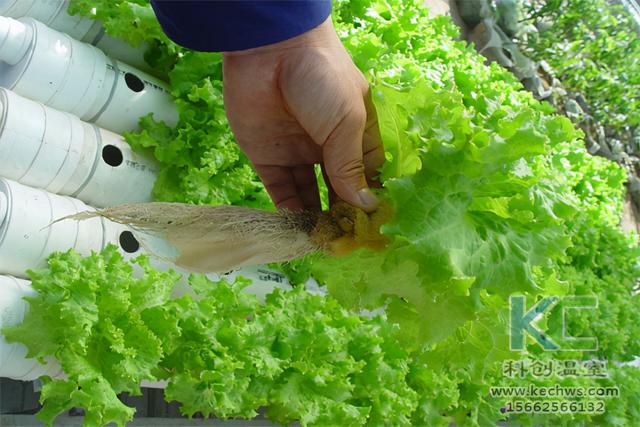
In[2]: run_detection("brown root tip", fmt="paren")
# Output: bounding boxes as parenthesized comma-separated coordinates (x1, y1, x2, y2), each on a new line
(310, 201, 393, 256)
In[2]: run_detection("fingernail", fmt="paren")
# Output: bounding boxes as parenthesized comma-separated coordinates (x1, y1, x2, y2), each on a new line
(357, 188, 379, 212)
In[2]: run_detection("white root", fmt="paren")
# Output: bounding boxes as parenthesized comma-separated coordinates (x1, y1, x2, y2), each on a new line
(57, 202, 325, 273)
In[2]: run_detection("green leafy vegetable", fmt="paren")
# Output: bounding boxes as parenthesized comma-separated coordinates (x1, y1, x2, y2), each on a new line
(5, 247, 433, 426)
(13, 0, 638, 425)
(2, 247, 180, 426)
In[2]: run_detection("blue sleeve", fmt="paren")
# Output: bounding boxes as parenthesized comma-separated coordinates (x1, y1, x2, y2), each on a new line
(149, 1, 332, 52)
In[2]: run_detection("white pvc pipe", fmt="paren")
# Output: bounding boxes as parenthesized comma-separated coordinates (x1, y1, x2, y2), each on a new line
(0, 0, 97, 41)
(0, 88, 158, 207)
(0, 178, 103, 276)
(75, 126, 158, 206)
(0, 178, 294, 300)
(0, 0, 153, 73)
(0, 178, 157, 277)
(0, 17, 177, 133)
(0, 192, 7, 227)
(0, 13, 32, 64)
(0, 177, 172, 278)
(0, 275, 63, 381)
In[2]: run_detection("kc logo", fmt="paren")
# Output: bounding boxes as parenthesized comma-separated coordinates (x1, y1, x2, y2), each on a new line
(509, 295, 598, 351)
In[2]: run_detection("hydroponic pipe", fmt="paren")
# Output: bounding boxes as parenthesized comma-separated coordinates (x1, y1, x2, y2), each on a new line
(0, 178, 111, 277)
(0, 176, 176, 281)
(0, 177, 171, 278)
(0, 176, 177, 279)
(0, 16, 177, 133)
(0, 178, 296, 302)
(0, 0, 153, 73)
(0, 88, 158, 207)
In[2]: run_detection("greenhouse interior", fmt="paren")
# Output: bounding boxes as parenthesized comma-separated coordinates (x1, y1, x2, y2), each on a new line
(0, 0, 639, 426)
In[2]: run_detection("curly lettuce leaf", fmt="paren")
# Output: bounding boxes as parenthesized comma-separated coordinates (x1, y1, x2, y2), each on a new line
(2, 247, 180, 426)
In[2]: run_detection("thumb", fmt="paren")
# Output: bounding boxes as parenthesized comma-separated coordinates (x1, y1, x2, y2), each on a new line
(323, 106, 379, 212)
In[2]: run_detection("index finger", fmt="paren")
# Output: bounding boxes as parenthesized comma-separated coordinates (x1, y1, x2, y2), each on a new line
(254, 164, 305, 211)
(363, 88, 385, 188)
(254, 164, 321, 211)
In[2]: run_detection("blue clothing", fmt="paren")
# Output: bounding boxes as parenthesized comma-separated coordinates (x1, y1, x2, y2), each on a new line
(149, 1, 332, 52)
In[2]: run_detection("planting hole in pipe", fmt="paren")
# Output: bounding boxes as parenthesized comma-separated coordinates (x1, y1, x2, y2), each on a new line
(102, 144, 123, 167)
(119, 230, 140, 253)
(124, 72, 145, 92)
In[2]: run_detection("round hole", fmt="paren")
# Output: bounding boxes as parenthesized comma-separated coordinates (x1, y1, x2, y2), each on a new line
(124, 72, 145, 92)
(119, 231, 140, 253)
(102, 144, 123, 167)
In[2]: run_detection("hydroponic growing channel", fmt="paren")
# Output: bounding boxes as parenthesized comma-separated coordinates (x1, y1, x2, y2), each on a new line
(0, 0, 639, 426)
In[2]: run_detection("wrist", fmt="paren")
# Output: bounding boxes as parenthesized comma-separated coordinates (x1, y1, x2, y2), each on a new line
(223, 17, 336, 58)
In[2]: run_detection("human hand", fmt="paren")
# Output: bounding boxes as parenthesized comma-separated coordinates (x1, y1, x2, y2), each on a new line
(223, 17, 384, 212)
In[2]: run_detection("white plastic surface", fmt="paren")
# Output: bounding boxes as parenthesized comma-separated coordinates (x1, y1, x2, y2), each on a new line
(0, 15, 32, 65)
(0, 87, 77, 190)
(0, 275, 63, 381)
(0, 192, 6, 227)
(94, 60, 177, 131)
(0, 178, 103, 277)
(94, 36, 152, 74)
(0, 0, 31, 17)
(0, 17, 177, 133)
(75, 127, 158, 206)
(0, 0, 96, 41)
(0, 0, 152, 72)
(0, 88, 157, 206)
